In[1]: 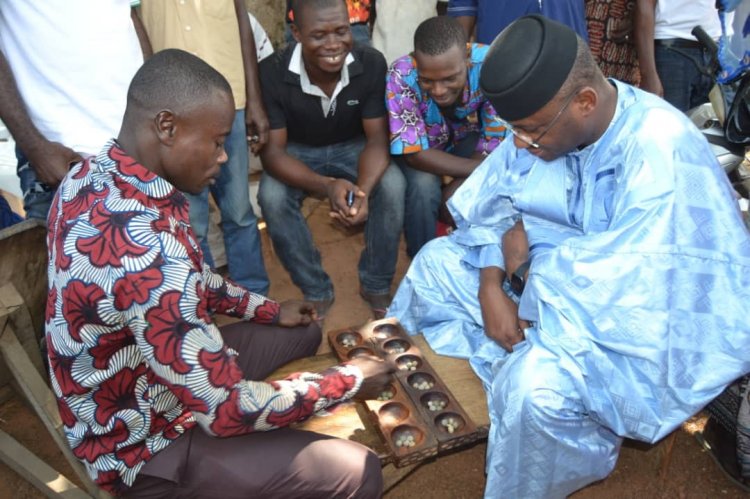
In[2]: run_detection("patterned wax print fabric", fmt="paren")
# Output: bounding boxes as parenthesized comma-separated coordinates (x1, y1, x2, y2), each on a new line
(386, 43, 507, 156)
(585, 0, 640, 84)
(45, 140, 363, 494)
(388, 80, 750, 497)
(719, 0, 750, 83)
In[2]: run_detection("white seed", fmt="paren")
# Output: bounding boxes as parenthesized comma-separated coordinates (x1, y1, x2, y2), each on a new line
(341, 337, 358, 348)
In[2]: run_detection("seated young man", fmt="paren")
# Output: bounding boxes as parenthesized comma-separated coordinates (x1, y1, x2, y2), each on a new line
(386, 15, 506, 257)
(388, 15, 750, 498)
(259, 0, 405, 319)
(46, 48, 392, 498)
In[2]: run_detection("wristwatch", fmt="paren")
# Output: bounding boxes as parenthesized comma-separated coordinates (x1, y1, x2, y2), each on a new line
(510, 260, 531, 294)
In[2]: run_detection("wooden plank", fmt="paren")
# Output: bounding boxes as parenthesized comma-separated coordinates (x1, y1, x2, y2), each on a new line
(0, 321, 108, 498)
(0, 429, 91, 499)
(0, 284, 44, 375)
(0, 219, 48, 388)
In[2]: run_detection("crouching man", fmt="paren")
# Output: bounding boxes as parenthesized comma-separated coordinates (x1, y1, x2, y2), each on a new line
(46, 48, 392, 497)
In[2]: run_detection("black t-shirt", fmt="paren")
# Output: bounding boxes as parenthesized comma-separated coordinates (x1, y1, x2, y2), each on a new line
(259, 43, 387, 147)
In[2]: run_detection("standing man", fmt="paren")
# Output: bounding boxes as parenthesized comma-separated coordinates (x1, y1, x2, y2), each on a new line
(447, 0, 589, 45)
(138, 0, 270, 294)
(47, 49, 391, 497)
(386, 16, 506, 257)
(258, 0, 405, 319)
(0, 0, 150, 220)
(634, 0, 723, 112)
(388, 15, 750, 497)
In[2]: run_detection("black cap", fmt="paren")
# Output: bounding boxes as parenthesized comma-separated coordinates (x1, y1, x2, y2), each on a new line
(480, 15, 578, 122)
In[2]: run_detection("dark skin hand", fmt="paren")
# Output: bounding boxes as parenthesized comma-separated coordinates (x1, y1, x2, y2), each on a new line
(348, 356, 396, 400)
(276, 300, 317, 326)
(478, 220, 530, 352)
(232, 0, 269, 154)
(329, 116, 391, 228)
(260, 118, 390, 229)
(23, 141, 82, 188)
(328, 179, 368, 228)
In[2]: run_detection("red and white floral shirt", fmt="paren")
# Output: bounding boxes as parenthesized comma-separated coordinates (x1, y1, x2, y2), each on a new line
(45, 140, 363, 493)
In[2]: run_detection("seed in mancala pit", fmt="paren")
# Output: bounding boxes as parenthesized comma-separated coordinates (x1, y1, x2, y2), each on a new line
(427, 400, 446, 411)
(377, 390, 394, 401)
(441, 417, 460, 433)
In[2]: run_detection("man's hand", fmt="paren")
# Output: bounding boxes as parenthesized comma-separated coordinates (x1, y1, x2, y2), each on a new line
(245, 101, 270, 155)
(479, 281, 526, 352)
(326, 178, 368, 227)
(348, 356, 395, 400)
(277, 300, 316, 327)
(26, 141, 82, 187)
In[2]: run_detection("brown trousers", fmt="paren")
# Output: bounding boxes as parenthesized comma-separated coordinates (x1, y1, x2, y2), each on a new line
(123, 321, 383, 498)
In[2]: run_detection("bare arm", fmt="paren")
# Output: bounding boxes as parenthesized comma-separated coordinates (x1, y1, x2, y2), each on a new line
(634, 0, 662, 96)
(455, 16, 476, 42)
(234, 0, 270, 153)
(131, 7, 153, 59)
(403, 147, 481, 177)
(355, 116, 390, 196)
(0, 50, 80, 187)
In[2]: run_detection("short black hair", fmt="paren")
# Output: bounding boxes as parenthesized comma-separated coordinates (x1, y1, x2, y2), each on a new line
(291, 0, 347, 29)
(414, 16, 467, 56)
(126, 48, 232, 114)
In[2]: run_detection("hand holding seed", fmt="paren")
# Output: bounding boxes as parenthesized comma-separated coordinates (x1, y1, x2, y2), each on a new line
(348, 356, 395, 400)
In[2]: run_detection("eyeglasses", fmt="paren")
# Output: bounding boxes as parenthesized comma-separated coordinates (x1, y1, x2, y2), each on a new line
(503, 89, 580, 149)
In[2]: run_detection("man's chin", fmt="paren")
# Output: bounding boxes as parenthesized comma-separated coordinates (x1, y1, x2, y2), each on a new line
(435, 98, 458, 109)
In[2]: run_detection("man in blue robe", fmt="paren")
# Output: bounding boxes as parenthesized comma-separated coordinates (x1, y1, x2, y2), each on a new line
(387, 14, 750, 498)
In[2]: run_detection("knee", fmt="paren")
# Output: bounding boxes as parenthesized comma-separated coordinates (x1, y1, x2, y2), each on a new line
(371, 164, 405, 203)
(405, 171, 441, 204)
(257, 175, 292, 220)
(494, 349, 579, 432)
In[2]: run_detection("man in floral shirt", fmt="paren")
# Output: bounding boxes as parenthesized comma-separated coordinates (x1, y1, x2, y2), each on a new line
(386, 16, 506, 257)
(46, 49, 391, 497)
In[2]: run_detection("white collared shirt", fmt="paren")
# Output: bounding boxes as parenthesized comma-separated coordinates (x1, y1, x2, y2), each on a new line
(288, 43, 355, 117)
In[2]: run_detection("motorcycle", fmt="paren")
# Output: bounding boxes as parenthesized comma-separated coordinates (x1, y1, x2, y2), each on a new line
(687, 25, 750, 224)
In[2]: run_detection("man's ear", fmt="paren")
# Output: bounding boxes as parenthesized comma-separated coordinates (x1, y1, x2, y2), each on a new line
(575, 87, 598, 117)
(291, 23, 301, 44)
(154, 110, 176, 145)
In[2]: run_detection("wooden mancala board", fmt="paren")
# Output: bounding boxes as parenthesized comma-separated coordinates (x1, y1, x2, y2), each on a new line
(327, 319, 480, 467)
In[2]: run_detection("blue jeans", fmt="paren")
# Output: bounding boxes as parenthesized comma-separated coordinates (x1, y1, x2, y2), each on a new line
(258, 137, 405, 301)
(16, 147, 55, 221)
(655, 41, 713, 112)
(394, 132, 480, 258)
(185, 110, 269, 294)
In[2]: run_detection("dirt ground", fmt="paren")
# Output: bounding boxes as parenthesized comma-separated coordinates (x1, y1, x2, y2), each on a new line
(0, 202, 748, 498)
